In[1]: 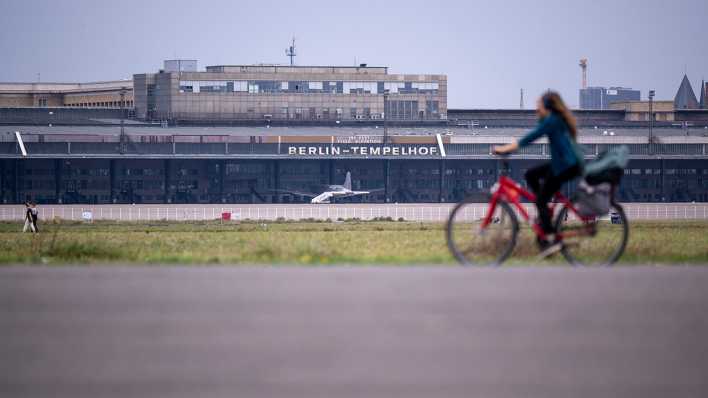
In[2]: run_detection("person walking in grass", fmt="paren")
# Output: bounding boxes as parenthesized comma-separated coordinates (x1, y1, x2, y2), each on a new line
(30, 202, 39, 233)
(22, 202, 36, 233)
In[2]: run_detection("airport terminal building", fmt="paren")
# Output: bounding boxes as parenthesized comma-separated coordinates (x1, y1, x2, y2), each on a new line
(1, 61, 708, 205)
(1, 124, 707, 205)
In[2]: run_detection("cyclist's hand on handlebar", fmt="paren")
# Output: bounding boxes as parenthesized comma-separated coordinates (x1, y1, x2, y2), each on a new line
(493, 141, 518, 155)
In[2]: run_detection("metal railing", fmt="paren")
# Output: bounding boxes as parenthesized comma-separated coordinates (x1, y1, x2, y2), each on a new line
(1, 203, 706, 223)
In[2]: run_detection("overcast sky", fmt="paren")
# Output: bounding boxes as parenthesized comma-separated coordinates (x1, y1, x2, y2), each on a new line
(1, 0, 706, 108)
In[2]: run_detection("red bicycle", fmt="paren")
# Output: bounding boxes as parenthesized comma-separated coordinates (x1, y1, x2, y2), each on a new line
(446, 160, 629, 266)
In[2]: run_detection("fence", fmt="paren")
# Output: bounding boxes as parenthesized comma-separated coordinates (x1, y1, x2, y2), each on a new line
(0, 203, 707, 223)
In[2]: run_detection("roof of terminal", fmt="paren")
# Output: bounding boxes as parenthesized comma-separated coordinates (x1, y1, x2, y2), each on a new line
(3, 125, 707, 139)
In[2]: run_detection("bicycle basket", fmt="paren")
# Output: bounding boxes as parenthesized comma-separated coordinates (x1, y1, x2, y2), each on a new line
(574, 180, 612, 217)
(584, 145, 629, 186)
(585, 167, 623, 186)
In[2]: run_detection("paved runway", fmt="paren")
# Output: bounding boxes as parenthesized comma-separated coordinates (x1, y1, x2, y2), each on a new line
(1, 266, 707, 398)
(1, 202, 707, 222)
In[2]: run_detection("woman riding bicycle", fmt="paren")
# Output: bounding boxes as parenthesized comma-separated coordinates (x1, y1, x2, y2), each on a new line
(493, 91, 583, 255)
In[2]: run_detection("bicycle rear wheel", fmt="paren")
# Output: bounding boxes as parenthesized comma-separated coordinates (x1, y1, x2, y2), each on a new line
(555, 202, 629, 266)
(446, 199, 518, 266)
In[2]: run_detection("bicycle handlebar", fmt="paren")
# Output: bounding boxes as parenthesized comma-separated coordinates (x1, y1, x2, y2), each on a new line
(494, 154, 511, 176)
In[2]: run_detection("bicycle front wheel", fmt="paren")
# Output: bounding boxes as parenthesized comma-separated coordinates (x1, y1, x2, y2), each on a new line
(555, 202, 629, 266)
(446, 199, 519, 266)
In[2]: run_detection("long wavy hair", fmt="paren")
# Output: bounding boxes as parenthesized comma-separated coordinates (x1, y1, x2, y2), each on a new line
(542, 91, 578, 140)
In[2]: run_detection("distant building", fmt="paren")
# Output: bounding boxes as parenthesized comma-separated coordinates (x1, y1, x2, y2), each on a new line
(699, 79, 706, 109)
(163, 60, 198, 73)
(674, 74, 699, 110)
(608, 100, 675, 121)
(579, 87, 640, 109)
(0, 81, 133, 108)
(133, 62, 447, 122)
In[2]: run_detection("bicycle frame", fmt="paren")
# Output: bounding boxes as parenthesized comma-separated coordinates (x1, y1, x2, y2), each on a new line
(482, 175, 594, 240)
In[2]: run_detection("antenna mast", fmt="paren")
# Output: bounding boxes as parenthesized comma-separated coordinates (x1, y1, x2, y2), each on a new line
(579, 58, 588, 89)
(285, 37, 297, 66)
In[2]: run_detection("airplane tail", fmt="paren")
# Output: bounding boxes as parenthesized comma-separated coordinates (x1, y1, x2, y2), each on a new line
(343, 171, 352, 190)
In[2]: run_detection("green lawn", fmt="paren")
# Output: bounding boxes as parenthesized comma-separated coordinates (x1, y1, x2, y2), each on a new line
(0, 220, 706, 265)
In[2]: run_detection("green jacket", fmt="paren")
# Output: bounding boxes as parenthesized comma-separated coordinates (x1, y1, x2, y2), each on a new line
(519, 113, 584, 175)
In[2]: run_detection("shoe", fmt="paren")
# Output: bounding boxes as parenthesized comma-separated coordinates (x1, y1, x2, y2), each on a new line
(538, 241, 563, 258)
(537, 234, 562, 258)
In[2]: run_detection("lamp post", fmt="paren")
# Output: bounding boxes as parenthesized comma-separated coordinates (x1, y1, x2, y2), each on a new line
(383, 89, 390, 144)
(382, 89, 390, 202)
(648, 90, 655, 155)
(119, 89, 127, 154)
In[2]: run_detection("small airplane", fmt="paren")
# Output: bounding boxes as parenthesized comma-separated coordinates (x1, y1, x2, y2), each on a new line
(277, 172, 382, 204)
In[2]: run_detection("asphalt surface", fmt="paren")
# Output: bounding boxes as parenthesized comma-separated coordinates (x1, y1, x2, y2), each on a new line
(1, 266, 707, 398)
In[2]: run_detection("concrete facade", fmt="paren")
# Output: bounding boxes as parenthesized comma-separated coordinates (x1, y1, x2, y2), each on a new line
(133, 65, 447, 122)
(0, 81, 134, 108)
(609, 101, 676, 121)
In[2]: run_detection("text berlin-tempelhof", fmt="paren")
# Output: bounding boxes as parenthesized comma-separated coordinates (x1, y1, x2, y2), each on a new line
(287, 145, 440, 157)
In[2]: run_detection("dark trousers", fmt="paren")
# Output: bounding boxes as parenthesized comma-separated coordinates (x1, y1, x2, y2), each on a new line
(525, 162, 581, 234)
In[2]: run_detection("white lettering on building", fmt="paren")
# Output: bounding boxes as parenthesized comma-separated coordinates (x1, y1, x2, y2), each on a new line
(286, 145, 440, 157)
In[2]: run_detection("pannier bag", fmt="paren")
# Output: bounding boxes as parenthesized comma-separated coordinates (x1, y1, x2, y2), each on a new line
(584, 145, 629, 186)
(574, 180, 612, 217)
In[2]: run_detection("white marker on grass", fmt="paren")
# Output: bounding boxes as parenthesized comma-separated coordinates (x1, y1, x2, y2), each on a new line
(15, 131, 27, 157)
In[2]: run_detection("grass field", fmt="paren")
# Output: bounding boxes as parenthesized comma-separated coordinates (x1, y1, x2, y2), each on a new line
(0, 219, 706, 265)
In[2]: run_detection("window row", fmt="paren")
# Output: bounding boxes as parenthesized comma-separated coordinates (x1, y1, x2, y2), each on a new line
(624, 168, 705, 176)
(179, 80, 439, 95)
(65, 100, 133, 108)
